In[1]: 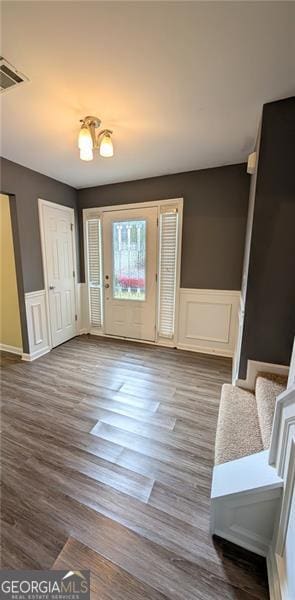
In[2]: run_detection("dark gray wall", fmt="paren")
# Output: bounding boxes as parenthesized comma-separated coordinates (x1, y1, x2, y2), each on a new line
(1, 158, 250, 352)
(78, 164, 250, 289)
(1, 157, 78, 351)
(1, 158, 79, 292)
(239, 97, 295, 377)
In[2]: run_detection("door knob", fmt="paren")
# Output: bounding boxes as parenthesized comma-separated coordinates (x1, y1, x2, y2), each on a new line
(49, 285, 55, 290)
(104, 283, 110, 289)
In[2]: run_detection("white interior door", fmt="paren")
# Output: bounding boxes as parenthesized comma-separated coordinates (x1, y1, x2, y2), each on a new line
(42, 204, 77, 347)
(103, 206, 157, 341)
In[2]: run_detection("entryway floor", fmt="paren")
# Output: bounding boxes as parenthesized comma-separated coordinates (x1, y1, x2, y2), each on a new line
(1, 336, 269, 599)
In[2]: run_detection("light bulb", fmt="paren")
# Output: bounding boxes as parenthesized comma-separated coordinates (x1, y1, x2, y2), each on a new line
(78, 125, 93, 151)
(80, 147, 93, 161)
(99, 131, 114, 158)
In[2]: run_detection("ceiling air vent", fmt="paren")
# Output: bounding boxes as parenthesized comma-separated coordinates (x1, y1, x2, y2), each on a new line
(0, 57, 29, 94)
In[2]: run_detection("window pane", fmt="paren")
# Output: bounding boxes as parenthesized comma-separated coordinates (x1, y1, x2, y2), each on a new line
(113, 220, 146, 301)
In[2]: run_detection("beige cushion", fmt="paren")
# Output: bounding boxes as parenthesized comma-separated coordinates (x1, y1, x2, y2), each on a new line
(215, 384, 263, 465)
(255, 373, 287, 449)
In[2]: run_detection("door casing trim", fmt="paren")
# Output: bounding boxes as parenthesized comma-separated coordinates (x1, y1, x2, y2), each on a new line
(83, 198, 183, 346)
(38, 198, 78, 351)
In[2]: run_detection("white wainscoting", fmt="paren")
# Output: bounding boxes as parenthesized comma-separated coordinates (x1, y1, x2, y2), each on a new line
(77, 283, 89, 335)
(23, 290, 51, 361)
(177, 289, 240, 357)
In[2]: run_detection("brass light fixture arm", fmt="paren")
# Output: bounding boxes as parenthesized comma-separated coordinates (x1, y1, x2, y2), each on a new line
(80, 115, 102, 148)
(79, 116, 113, 150)
(97, 128, 113, 142)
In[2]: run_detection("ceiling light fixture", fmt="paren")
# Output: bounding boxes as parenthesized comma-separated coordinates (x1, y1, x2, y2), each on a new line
(78, 116, 114, 161)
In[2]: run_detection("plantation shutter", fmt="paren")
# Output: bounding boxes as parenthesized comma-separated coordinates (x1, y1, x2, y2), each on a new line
(158, 207, 178, 339)
(86, 218, 103, 328)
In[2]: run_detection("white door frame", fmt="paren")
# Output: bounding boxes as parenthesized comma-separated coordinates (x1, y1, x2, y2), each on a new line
(38, 198, 78, 350)
(103, 205, 158, 341)
(83, 197, 183, 347)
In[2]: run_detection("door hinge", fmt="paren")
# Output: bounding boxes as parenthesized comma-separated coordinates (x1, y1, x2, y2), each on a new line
(157, 217, 159, 227)
(155, 273, 158, 282)
(73, 270, 75, 278)
(75, 314, 78, 321)
(71, 223, 74, 231)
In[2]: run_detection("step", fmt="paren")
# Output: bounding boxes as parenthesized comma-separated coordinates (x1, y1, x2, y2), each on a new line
(255, 373, 287, 449)
(211, 450, 283, 556)
(215, 384, 263, 465)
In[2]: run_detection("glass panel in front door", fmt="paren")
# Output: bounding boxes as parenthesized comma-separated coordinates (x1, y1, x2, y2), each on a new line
(112, 220, 146, 301)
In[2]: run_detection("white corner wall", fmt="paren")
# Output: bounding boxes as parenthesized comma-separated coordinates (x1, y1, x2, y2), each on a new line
(267, 371, 295, 600)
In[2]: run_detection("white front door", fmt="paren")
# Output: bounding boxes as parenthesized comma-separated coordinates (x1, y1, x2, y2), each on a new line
(103, 207, 157, 341)
(42, 204, 77, 347)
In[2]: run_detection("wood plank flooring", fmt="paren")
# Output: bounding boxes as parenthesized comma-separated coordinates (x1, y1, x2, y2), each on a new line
(0, 335, 269, 599)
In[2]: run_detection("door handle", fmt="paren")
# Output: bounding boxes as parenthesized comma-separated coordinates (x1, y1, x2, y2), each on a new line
(49, 285, 55, 290)
(104, 283, 110, 289)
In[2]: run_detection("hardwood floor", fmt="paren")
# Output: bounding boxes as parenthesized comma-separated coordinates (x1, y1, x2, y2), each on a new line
(0, 336, 269, 599)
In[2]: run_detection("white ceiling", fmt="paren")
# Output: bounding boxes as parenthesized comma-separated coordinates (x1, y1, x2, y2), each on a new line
(1, 1, 294, 189)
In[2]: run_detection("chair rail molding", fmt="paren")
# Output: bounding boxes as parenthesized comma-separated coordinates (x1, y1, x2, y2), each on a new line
(177, 289, 240, 357)
(23, 290, 50, 361)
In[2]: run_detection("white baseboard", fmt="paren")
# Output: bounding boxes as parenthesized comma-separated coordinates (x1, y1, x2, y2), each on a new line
(85, 332, 232, 355)
(177, 342, 233, 357)
(22, 346, 51, 362)
(78, 328, 89, 335)
(235, 360, 289, 391)
(177, 289, 240, 358)
(157, 339, 176, 348)
(0, 343, 23, 355)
